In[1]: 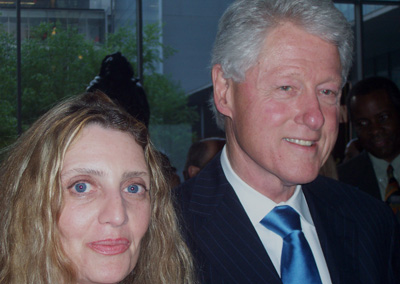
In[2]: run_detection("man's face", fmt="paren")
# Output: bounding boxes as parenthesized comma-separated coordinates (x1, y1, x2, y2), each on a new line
(218, 22, 342, 193)
(351, 90, 400, 162)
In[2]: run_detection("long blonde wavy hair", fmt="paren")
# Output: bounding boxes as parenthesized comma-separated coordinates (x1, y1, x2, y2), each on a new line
(0, 92, 196, 284)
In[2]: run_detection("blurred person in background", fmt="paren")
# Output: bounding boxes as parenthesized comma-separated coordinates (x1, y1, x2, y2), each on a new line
(183, 137, 226, 180)
(87, 52, 150, 127)
(338, 76, 400, 222)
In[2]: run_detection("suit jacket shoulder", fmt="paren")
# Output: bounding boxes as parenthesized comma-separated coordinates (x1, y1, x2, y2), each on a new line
(174, 154, 282, 284)
(337, 151, 381, 199)
(303, 176, 400, 283)
(174, 155, 400, 284)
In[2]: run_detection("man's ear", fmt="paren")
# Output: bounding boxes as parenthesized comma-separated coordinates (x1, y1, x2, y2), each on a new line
(188, 165, 201, 178)
(212, 64, 234, 118)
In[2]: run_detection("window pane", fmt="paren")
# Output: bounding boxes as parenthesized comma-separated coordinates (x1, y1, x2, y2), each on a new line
(334, 3, 358, 84)
(4, 1, 398, 180)
(335, 3, 355, 22)
(391, 51, 400, 86)
(0, 0, 195, 181)
(362, 0, 400, 2)
(362, 5, 400, 82)
(0, 3, 17, 148)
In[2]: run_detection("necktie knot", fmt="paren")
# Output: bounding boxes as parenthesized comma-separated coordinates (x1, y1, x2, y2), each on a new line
(386, 164, 400, 201)
(260, 205, 301, 239)
(260, 205, 322, 284)
(385, 164, 400, 223)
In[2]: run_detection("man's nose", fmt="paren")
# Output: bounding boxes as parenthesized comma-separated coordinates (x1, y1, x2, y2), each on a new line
(368, 120, 384, 136)
(294, 93, 325, 131)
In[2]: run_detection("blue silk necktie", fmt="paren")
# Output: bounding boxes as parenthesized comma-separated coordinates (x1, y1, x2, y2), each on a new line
(260, 205, 322, 284)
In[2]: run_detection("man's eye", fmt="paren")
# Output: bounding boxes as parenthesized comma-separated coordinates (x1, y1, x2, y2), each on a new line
(125, 184, 146, 194)
(378, 114, 389, 123)
(279, 86, 292, 91)
(319, 89, 339, 105)
(322, 89, 334, 96)
(356, 120, 368, 128)
(73, 182, 91, 193)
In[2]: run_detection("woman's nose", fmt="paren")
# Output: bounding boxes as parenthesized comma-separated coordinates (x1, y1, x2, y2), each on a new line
(98, 191, 128, 227)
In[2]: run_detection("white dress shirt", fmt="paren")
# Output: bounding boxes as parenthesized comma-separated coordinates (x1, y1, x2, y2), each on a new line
(369, 153, 400, 200)
(220, 147, 332, 283)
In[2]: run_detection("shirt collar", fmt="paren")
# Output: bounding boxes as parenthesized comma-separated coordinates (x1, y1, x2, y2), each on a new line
(220, 146, 315, 227)
(369, 152, 390, 177)
(393, 155, 400, 176)
(369, 152, 400, 176)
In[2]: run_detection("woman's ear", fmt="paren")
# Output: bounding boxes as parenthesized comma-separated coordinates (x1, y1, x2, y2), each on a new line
(212, 64, 234, 118)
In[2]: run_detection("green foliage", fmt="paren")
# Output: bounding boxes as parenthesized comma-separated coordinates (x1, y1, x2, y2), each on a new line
(149, 124, 193, 179)
(145, 73, 198, 125)
(145, 73, 198, 173)
(0, 26, 17, 148)
(0, 21, 197, 152)
(20, 22, 103, 124)
(0, 99, 17, 149)
(104, 24, 175, 74)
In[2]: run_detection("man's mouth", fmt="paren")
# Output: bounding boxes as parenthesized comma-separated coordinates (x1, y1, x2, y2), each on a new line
(284, 138, 315, 147)
(371, 137, 388, 148)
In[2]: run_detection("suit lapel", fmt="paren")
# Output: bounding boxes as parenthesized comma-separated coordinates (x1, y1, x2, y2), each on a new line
(303, 177, 359, 284)
(187, 157, 282, 284)
(185, 157, 362, 283)
(350, 152, 381, 199)
(360, 152, 381, 199)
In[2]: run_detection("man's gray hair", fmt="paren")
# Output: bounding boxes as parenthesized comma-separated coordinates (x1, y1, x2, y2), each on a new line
(210, 0, 354, 129)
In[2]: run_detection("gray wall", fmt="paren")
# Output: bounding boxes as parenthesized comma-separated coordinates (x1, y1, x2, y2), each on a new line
(162, 0, 233, 93)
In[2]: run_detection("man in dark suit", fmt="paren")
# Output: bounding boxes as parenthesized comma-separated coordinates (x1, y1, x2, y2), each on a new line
(338, 149, 381, 199)
(338, 76, 400, 221)
(175, 0, 400, 283)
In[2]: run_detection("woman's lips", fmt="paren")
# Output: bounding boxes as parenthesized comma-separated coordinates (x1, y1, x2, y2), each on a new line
(87, 238, 130, 255)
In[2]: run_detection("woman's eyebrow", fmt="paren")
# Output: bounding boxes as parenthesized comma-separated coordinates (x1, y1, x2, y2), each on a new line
(61, 169, 149, 182)
(61, 168, 106, 178)
(122, 171, 149, 180)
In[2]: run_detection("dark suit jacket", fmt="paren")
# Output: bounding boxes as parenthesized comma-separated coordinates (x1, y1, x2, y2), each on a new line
(337, 151, 381, 200)
(175, 153, 400, 284)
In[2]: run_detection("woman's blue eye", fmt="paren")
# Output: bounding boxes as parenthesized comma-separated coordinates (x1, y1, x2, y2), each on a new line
(126, 184, 140, 193)
(74, 182, 88, 193)
(126, 184, 147, 194)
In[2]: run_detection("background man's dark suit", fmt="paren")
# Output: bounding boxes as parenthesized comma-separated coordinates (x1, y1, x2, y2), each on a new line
(337, 151, 381, 200)
(175, 154, 400, 284)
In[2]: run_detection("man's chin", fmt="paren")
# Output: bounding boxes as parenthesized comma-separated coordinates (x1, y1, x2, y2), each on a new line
(287, 171, 319, 186)
(370, 148, 397, 161)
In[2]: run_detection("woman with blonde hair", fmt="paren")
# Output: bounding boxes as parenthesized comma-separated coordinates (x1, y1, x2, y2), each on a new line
(0, 92, 196, 284)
